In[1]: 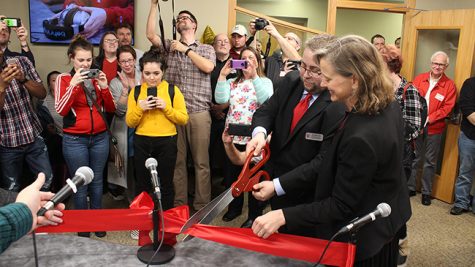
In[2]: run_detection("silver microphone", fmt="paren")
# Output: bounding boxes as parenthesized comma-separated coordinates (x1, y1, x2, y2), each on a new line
(145, 158, 161, 199)
(337, 203, 391, 235)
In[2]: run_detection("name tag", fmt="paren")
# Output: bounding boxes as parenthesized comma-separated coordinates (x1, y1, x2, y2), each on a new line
(435, 93, 445, 101)
(305, 132, 323, 141)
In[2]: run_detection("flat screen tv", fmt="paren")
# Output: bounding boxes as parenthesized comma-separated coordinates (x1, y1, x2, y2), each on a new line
(29, 0, 134, 45)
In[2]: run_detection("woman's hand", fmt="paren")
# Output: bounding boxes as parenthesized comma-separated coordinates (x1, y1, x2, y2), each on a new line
(219, 60, 232, 80)
(155, 96, 166, 110)
(252, 209, 286, 239)
(97, 71, 108, 89)
(138, 96, 158, 110)
(70, 68, 88, 87)
(245, 59, 258, 79)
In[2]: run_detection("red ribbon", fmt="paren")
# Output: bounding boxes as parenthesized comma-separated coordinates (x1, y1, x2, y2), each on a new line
(37, 192, 354, 266)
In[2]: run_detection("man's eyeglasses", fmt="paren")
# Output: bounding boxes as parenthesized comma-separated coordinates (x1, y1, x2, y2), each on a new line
(300, 63, 322, 77)
(431, 62, 447, 68)
(215, 40, 230, 45)
(119, 59, 134, 65)
(177, 16, 194, 22)
(104, 39, 118, 44)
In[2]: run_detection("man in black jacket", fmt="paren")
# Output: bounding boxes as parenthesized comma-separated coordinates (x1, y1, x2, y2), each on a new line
(246, 34, 346, 228)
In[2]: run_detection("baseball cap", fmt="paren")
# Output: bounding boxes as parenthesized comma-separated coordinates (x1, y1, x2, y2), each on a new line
(231, 24, 247, 36)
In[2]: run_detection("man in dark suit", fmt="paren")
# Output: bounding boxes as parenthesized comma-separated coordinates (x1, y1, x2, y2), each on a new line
(247, 34, 346, 216)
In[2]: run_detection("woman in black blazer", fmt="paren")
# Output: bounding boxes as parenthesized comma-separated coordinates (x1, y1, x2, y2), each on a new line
(251, 35, 411, 266)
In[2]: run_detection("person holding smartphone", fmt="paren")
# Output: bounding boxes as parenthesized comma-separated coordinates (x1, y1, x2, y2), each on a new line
(55, 34, 116, 238)
(126, 49, 188, 211)
(0, 15, 35, 66)
(215, 46, 273, 227)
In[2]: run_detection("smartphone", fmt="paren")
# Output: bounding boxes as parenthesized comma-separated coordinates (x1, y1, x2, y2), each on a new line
(1, 18, 21, 28)
(230, 59, 248, 69)
(80, 69, 100, 79)
(147, 87, 157, 97)
(5, 57, 19, 66)
(227, 123, 252, 137)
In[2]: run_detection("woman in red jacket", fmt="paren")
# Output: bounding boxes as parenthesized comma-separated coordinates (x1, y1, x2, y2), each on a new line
(55, 35, 116, 238)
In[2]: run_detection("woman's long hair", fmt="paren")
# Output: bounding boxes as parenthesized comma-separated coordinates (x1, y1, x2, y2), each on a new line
(233, 46, 265, 85)
(316, 35, 394, 115)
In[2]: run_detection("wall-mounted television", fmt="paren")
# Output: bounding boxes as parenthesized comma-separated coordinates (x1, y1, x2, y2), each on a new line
(29, 0, 134, 45)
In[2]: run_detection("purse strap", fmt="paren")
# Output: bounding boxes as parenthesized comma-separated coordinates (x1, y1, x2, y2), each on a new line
(82, 84, 114, 141)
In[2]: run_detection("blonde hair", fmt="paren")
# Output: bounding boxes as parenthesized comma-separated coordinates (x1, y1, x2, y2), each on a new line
(316, 35, 394, 115)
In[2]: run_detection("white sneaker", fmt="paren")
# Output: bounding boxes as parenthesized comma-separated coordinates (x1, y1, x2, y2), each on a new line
(130, 230, 139, 240)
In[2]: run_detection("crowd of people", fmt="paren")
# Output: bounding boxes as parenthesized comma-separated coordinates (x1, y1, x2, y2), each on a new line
(0, 3, 472, 266)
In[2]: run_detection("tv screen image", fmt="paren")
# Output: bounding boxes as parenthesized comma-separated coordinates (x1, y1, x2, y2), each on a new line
(29, 0, 134, 45)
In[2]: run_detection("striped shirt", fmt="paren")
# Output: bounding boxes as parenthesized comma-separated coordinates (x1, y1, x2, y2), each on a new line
(165, 40, 216, 113)
(0, 56, 43, 147)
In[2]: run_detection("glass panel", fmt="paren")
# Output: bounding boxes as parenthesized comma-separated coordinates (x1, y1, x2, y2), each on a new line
(413, 29, 460, 176)
(336, 9, 403, 44)
(414, 29, 460, 80)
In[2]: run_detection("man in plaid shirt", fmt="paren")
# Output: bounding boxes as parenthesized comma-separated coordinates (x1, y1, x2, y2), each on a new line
(147, 1, 216, 210)
(0, 47, 52, 192)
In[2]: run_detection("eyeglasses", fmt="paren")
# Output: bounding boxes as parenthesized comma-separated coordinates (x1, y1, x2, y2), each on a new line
(300, 63, 322, 77)
(177, 16, 194, 22)
(216, 40, 230, 45)
(431, 62, 447, 68)
(104, 39, 118, 44)
(119, 58, 135, 65)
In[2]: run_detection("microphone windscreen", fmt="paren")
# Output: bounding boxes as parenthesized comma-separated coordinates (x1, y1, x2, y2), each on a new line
(377, 203, 391, 217)
(145, 157, 158, 169)
(76, 166, 94, 185)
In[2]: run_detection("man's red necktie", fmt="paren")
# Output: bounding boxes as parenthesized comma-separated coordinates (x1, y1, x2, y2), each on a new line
(290, 93, 312, 133)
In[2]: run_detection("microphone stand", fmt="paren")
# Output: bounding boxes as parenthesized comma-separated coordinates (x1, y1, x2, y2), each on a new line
(136, 188, 175, 264)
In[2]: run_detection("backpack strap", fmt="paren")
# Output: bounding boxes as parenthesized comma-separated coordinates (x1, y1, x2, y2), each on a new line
(133, 85, 141, 103)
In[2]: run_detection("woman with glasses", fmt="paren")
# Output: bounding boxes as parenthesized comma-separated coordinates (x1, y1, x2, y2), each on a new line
(93, 31, 120, 84)
(252, 35, 411, 266)
(107, 45, 142, 205)
(215, 46, 273, 228)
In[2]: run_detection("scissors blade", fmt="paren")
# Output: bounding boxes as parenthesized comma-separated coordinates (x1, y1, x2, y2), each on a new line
(180, 188, 234, 242)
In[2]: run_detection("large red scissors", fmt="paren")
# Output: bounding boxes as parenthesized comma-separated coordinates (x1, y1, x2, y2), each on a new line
(180, 144, 271, 241)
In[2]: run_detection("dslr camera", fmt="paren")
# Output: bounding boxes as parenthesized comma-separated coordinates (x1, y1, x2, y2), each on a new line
(81, 69, 100, 79)
(254, 18, 269, 31)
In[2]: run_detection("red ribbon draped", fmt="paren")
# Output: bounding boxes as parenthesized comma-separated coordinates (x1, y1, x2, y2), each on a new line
(37, 193, 354, 267)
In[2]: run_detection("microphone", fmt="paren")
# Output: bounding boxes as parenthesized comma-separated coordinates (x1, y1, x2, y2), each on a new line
(145, 158, 161, 199)
(337, 203, 391, 235)
(37, 166, 93, 216)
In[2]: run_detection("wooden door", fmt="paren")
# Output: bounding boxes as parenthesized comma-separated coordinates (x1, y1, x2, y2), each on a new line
(401, 9, 475, 203)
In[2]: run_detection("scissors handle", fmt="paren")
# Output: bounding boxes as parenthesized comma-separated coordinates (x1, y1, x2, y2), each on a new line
(231, 144, 271, 198)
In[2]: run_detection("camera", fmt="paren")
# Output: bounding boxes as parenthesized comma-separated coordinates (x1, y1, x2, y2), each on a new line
(1, 18, 21, 28)
(287, 60, 301, 71)
(230, 59, 248, 69)
(254, 18, 269, 31)
(81, 69, 100, 79)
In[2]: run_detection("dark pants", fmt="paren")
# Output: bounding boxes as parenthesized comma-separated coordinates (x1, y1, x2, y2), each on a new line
(134, 135, 177, 211)
(223, 144, 264, 220)
(354, 235, 399, 267)
(209, 118, 226, 174)
(0, 136, 53, 192)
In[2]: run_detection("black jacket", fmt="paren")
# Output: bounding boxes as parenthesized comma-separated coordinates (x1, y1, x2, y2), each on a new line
(282, 101, 412, 261)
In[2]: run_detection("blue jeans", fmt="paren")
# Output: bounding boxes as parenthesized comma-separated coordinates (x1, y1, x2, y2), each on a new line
(0, 136, 52, 192)
(62, 132, 109, 210)
(454, 132, 475, 211)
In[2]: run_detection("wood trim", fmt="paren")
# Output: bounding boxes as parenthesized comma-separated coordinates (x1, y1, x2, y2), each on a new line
(336, 0, 409, 13)
(234, 6, 324, 35)
(327, 0, 337, 34)
(228, 0, 237, 35)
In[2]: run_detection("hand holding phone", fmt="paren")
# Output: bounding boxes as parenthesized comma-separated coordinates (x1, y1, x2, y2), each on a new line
(1, 18, 21, 28)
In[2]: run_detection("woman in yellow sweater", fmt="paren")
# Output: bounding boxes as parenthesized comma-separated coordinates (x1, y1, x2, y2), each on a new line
(126, 49, 188, 210)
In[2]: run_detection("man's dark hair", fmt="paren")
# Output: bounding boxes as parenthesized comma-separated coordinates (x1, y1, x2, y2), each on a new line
(46, 71, 60, 87)
(178, 10, 198, 32)
(115, 23, 133, 34)
(371, 34, 385, 44)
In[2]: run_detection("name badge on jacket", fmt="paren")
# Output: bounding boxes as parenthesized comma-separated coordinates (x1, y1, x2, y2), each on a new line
(305, 132, 323, 141)
(435, 93, 445, 101)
